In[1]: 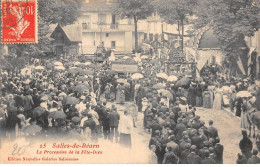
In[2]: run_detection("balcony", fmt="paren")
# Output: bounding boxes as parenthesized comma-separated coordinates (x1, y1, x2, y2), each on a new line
(82, 23, 134, 32)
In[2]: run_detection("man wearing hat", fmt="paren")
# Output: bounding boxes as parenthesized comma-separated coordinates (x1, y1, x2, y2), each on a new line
(188, 83, 197, 107)
(83, 113, 98, 142)
(108, 105, 120, 143)
(187, 145, 202, 164)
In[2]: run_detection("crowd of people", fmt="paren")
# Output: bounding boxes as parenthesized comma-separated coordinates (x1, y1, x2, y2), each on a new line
(0, 48, 259, 163)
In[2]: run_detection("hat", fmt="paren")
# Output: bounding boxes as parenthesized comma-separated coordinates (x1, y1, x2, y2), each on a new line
(190, 145, 197, 151)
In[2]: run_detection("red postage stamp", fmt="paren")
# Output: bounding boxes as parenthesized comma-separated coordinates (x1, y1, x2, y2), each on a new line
(1, 0, 37, 43)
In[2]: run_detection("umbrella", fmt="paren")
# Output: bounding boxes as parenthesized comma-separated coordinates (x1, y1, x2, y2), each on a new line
(176, 77, 190, 87)
(77, 76, 88, 81)
(58, 92, 67, 97)
(54, 62, 63, 66)
(131, 73, 144, 80)
(35, 66, 44, 70)
(158, 89, 173, 100)
(65, 97, 79, 105)
(236, 91, 252, 98)
(72, 84, 90, 92)
(71, 117, 81, 123)
(156, 73, 168, 79)
(21, 68, 31, 76)
(152, 83, 166, 89)
(54, 66, 65, 70)
(84, 62, 92, 66)
(167, 76, 178, 82)
(141, 55, 149, 59)
(24, 125, 42, 134)
(49, 110, 67, 119)
(74, 62, 81, 66)
(117, 78, 128, 84)
(32, 107, 46, 117)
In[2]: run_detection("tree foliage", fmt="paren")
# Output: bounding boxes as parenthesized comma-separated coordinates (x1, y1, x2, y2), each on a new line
(193, 0, 260, 61)
(115, 0, 154, 51)
(153, 0, 197, 51)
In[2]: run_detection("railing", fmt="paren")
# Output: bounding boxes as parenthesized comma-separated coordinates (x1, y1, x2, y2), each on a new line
(82, 23, 134, 31)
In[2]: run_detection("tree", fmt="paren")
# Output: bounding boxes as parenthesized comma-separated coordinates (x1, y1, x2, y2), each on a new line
(9, 0, 83, 57)
(153, 0, 197, 51)
(115, 0, 154, 52)
(193, 0, 260, 77)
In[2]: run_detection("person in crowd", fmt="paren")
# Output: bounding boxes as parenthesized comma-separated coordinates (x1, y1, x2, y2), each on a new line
(187, 83, 196, 107)
(119, 111, 133, 148)
(148, 145, 158, 164)
(239, 130, 253, 159)
(196, 83, 203, 107)
(162, 146, 179, 164)
(247, 149, 260, 164)
(213, 84, 223, 110)
(108, 105, 120, 143)
(236, 153, 247, 164)
(83, 113, 98, 142)
(207, 120, 218, 139)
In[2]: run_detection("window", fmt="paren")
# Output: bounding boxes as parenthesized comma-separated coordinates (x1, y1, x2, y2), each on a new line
(98, 14, 106, 24)
(106, 33, 109, 37)
(82, 23, 88, 30)
(111, 41, 116, 49)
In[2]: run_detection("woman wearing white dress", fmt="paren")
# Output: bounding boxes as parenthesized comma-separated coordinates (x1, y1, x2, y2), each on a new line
(213, 85, 223, 110)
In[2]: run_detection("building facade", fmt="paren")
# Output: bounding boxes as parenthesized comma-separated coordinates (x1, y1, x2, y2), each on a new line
(78, 1, 145, 54)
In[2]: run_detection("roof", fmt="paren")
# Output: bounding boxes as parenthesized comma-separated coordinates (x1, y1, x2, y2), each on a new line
(80, 2, 117, 12)
(62, 24, 82, 42)
(50, 24, 82, 42)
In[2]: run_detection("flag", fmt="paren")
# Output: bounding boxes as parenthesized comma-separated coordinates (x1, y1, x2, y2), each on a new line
(247, 47, 256, 76)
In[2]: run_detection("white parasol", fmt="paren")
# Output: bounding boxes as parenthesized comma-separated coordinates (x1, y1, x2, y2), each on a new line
(156, 72, 168, 79)
(53, 62, 63, 66)
(236, 91, 252, 98)
(54, 66, 65, 70)
(131, 73, 144, 80)
(35, 66, 44, 70)
(167, 75, 178, 82)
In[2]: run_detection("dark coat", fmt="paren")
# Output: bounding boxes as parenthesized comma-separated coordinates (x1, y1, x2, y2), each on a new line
(201, 157, 216, 164)
(247, 156, 260, 164)
(214, 143, 224, 164)
(207, 126, 218, 139)
(107, 111, 120, 127)
(162, 151, 179, 164)
(187, 152, 202, 164)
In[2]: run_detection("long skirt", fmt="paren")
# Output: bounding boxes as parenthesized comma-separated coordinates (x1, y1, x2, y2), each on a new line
(241, 112, 250, 130)
(119, 133, 131, 148)
(203, 94, 212, 108)
(116, 91, 125, 103)
(196, 96, 203, 107)
(213, 93, 222, 110)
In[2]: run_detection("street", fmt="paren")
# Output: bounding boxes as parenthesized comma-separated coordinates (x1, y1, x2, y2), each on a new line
(196, 108, 242, 164)
(111, 102, 244, 164)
